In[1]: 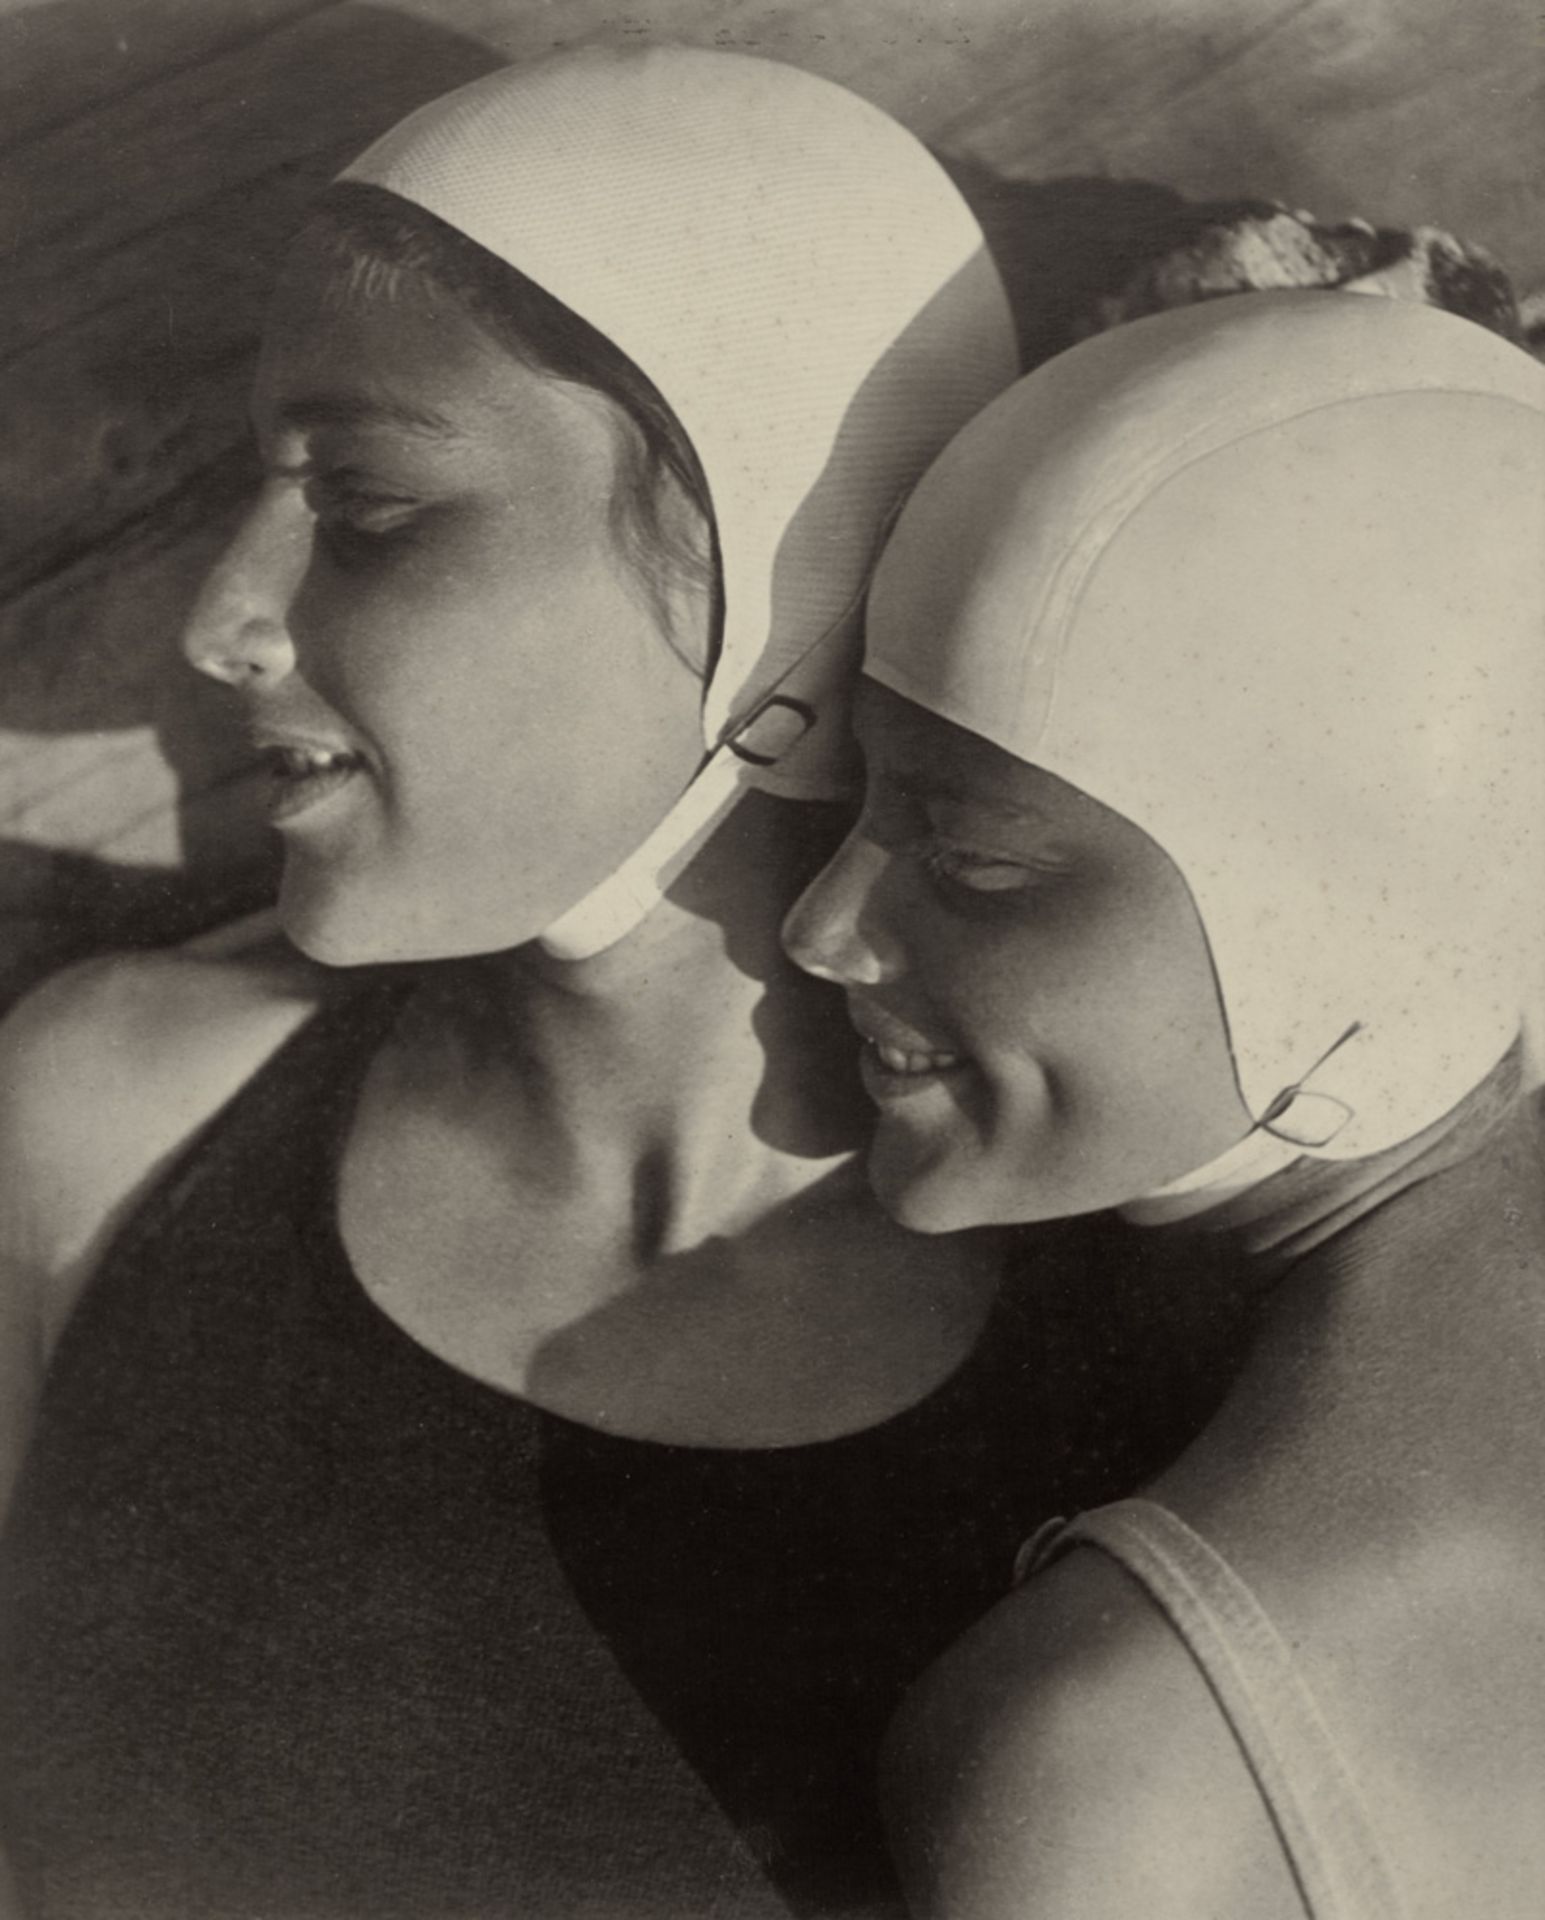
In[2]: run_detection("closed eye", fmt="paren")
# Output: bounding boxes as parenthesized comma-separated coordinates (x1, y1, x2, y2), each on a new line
(303, 476, 419, 537)
(918, 839, 1059, 895)
(257, 459, 419, 538)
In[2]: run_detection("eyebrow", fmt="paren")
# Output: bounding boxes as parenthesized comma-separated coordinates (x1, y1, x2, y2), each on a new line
(892, 768, 1051, 828)
(270, 393, 468, 440)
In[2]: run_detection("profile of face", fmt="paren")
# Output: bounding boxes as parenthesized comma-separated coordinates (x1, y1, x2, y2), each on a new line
(182, 228, 707, 965)
(783, 682, 1254, 1232)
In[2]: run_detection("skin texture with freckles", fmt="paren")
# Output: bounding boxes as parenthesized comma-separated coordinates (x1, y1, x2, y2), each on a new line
(783, 680, 1253, 1231)
(182, 228, 707, 966)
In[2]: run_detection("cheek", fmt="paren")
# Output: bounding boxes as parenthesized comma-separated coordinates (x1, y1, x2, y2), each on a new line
(976, 944, 1184, 1120)
(987, 902, 1245, 1194)
(921, 908, 1176, 1159)
(292, 538, 704, 927)
(916, 912, 1070, 1074)
(287, 543, 458, 711)
(295, 530, 675, 746)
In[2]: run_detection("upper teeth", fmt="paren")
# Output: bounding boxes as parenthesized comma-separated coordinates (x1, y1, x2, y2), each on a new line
(268, 746, 357, 776)
(872, 1041, 962, 1075)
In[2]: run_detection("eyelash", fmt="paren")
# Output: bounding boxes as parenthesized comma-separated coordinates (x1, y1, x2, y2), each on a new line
(917, 839, 1046, 896)
(300, 475, 421, 558)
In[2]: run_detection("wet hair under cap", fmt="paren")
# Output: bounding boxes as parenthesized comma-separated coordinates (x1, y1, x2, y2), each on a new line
(302, 181, 720, 671)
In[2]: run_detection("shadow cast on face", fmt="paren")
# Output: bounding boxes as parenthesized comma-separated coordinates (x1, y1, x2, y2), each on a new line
(0, 1, 501, 1004)
(660, 788, 871, 1162)
(0, 0, 1295, 1015)
(657, 200, 1229, 1160)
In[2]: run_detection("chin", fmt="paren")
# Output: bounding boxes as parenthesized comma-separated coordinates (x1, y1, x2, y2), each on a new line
(275, 892, 380, 969)
(867, 1130, 1005, 1235)
(867, 1112, 1106, 1232)
(276, 867, 439, 969)
(276, 858, 547, 969)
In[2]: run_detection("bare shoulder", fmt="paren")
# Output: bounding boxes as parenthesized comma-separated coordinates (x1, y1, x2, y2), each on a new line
(881, 1544, 1301, 1920)
(0, 919, 326, 1292)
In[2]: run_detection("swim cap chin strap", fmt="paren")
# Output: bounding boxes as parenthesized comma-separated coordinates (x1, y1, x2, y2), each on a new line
(538, 688, 826, 960)
(1122, 1023, 1366, 1222)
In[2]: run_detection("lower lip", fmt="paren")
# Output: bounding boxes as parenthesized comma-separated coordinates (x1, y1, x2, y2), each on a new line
(264, 762, 364, 826)
(858, 1043, 969, 1102)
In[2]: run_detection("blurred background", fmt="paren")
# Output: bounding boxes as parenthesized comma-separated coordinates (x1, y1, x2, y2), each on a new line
(1, 0, 1541, 1009)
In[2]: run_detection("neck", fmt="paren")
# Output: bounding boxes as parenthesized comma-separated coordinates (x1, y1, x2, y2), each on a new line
(1144, 1057, 1544, 1554)
(401, 792, 871, 1241)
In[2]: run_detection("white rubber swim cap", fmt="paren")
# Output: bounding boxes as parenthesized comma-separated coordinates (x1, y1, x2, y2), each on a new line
(866, 292, 1545, 1161)
(342, 48, 1016, 955)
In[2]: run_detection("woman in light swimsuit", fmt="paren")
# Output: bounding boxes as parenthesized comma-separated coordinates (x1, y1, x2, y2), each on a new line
(785, 289, 1545, 1919)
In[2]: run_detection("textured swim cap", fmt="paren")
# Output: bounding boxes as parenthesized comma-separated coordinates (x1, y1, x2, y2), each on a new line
(866, 292, 1545, 1161)
(343, 48, 1016, 955)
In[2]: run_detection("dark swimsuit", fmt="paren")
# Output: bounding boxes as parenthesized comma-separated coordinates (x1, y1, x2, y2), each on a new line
(0, 985, 1257, 1919)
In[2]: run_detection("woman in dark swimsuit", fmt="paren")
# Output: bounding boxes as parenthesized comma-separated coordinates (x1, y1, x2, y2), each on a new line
(785, 289, 1545, 1918)
(0, 48, 1240, 1920)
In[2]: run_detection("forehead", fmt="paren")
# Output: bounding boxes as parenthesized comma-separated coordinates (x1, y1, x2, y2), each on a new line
(252, 227, 610, 454)
(854, 678, 1113, 832)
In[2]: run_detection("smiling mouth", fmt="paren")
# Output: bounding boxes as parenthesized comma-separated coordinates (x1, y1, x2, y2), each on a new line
(258, 743, 367, 823)
(858, 1037, 969, 1104)
(849, 1001, 968, 1090)
(864, 1038, 965, 1076)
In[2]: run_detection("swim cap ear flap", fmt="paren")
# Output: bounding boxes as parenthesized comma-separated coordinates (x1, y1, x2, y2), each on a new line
(1044, 385, 1545, 1160)
(537, 476, 895, 962)
(1120, 930, 1362, 1225)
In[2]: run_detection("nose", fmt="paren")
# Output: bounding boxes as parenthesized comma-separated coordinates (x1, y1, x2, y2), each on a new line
(782, 832, 904, 987)
(182, 490, 310, 687)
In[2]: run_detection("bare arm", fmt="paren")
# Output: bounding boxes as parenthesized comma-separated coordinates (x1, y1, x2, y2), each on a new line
(881, 1550, 1302, 1920)
(0, 931, 323, 1508)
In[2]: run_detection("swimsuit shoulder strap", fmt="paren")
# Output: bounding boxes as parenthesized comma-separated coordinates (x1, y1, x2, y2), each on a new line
(1019, 1497, 1407, 1920)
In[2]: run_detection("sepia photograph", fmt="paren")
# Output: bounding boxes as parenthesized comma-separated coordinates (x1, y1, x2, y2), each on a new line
(0, 3, 1541, 1916)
